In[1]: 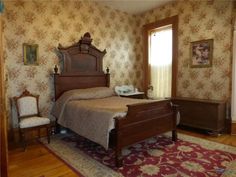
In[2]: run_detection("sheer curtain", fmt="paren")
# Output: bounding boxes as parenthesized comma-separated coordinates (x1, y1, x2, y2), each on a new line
(149, 25, 172, 98)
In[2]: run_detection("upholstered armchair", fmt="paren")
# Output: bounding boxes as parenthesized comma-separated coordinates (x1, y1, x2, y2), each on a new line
(14, 89, 51, 150)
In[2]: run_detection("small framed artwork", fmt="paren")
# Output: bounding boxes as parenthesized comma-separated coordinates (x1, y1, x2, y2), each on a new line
(23, 43, 38, 65)
(190, 39, 213, 68)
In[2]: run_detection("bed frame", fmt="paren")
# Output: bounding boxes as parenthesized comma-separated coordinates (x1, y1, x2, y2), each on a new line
(53, 32, 179, 167)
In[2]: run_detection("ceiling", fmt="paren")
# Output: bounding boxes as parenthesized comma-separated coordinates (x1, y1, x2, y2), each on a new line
(96, 0, 173, 15)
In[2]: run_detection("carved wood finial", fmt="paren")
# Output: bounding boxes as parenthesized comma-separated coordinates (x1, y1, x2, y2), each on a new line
(106, 67, 110, 74)
(79, 32, 92, 45)
(58, 43, 62, 48)
(22, 89, 30, 96)
(84, 32, 91, 38)
(54, 65, 58, 74)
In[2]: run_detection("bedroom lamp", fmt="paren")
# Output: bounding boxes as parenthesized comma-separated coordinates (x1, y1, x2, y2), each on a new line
(14, 89, 51, 151)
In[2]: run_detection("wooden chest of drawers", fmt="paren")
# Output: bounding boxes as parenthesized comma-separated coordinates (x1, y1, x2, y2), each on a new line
(171, 97, 226, 135)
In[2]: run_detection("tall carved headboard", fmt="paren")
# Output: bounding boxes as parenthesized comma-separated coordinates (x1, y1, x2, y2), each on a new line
(54, 32, 110, 100)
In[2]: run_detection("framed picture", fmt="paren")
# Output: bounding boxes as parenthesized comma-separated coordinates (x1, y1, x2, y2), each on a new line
(190, 39, 213, 68)
(23, 43, 38, 65)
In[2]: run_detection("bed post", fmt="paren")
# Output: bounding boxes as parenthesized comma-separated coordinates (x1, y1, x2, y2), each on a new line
(53, 72, 61, 134)
(171, 104, 179, 141)
(114, 116, 123, 167)
(115, 145, 122, 167)
(106, 67, 110, 87)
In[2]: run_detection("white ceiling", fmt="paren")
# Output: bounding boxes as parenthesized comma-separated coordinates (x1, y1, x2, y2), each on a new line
(96, 0, 173, 15)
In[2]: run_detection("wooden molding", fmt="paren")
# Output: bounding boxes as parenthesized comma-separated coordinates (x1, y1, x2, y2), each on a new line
(0, 108, 8, 177)
(231, 122, 236, 135)
(143, 15, 178, 97)
(0, 14, 8, 177)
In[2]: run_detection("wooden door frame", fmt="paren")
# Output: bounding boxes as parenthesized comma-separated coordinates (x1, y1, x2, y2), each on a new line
(0, 13, 8, 177)
(143, 15, 178, 97)
(0, 102, 8, 177)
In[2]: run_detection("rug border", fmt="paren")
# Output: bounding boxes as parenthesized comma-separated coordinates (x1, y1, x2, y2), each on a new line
(41, 136, 123, 177)
(39, 140, 85, 177)
(175, 133, 236, 154)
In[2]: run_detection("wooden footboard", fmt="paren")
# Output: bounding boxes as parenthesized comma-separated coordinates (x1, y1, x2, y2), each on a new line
(114, 99, 178, 167)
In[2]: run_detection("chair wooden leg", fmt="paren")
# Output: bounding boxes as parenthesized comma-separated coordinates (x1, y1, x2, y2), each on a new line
(19, 128, 22, 142)
(172, 129, 177, 142)
(21, 129, 27, 151)
(47, 125, 50, 144)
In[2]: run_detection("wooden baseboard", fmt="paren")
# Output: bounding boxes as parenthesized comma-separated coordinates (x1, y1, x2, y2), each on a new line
(231, 122, 236, 135)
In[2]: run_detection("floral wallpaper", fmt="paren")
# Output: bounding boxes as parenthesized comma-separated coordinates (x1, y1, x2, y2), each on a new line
(3, 0, 234, 129)
(3, 0, 143, 128)
(141, 0, 234, 100)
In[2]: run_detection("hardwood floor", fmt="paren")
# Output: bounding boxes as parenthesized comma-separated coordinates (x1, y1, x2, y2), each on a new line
(8, 142, 79, 177)
(178, 129, 236, 147)
(8, 130, 236, 177)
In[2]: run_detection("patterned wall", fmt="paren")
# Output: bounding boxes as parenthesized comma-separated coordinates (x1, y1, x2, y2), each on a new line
(141, 0, 234, 100)
(3, 0, 234, 128)
(3, 0, 143, 127)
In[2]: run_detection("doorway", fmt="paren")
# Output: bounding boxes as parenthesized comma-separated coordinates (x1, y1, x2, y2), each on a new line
(143, 16, 178, 98)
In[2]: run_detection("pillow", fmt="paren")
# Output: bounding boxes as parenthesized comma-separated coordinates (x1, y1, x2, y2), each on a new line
(52, 87, 115, 119)
(61, 87, 115, 100)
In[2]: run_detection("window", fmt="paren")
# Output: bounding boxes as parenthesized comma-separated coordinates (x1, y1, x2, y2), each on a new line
(149, 25, 172, 98)
(143, 16, 178, 98)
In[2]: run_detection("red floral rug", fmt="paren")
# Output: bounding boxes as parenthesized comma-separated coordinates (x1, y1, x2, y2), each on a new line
(42, 133, 236, 177)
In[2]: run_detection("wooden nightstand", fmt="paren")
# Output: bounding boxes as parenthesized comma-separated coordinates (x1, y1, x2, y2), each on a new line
(119, 92, 145, 99)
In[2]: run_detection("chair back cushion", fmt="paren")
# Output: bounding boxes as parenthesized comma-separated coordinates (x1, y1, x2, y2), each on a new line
(17, 96, 38, 117)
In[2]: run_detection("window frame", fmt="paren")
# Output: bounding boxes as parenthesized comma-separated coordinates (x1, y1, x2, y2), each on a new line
(143, 15, 178, 97)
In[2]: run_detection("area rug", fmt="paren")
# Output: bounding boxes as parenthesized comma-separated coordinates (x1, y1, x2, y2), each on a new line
(41, 133, 236, 177)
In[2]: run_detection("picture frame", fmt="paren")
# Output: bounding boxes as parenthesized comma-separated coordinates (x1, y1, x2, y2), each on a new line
(190, 39, 213, 68)
(23, 43, 38, 65)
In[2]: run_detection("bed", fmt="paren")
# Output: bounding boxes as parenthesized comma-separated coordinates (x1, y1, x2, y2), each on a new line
(52, 32, 179, 167)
